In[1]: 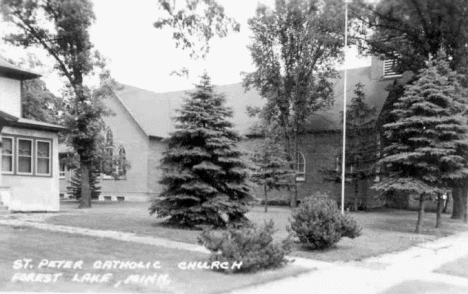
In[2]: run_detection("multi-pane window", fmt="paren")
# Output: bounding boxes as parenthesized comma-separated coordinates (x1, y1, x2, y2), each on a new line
(18, 139, 33, 174)
(2, 137, 13, 173)
(1, 135, 52, 176)
(295, 151, 306, 182)
(36, 141, 51, 176)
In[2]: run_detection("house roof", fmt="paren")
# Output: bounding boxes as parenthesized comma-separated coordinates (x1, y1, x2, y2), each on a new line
(13, 118, 67, 132)
(0, 111, 66, 132)
(0, 110, 19, 124)
(306, 66, 397, 132)
(112, 66, 398, 138)
(112, 83, 264, 138)
(0, 56, 41, 80)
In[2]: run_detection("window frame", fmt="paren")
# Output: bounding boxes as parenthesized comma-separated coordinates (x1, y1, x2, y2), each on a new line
(102, 129, 114, 179)
(1, 134, 53, 177)
(295, 151, 306, 182)
(17, 138, 34, 176)
(36, 140, 52, 176)
(115, 145, 127, 179)
(59, 161, 66, 179)
(1, 136, 14, 174)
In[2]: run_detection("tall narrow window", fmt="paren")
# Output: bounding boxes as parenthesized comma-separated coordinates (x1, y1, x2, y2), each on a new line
(103, 129, 114, 176)
(36, 140, 51, 176)
(2, 137, 13, 173)
(17, 139, 33, 174)
(295, 151, 306, 182)
(116, 146, 126, 177)
(105, 129, 114, 157)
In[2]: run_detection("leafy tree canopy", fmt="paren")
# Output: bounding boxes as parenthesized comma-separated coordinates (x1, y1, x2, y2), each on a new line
(2, 0, 112, 207)
(352, 0, 468, 72)
(244, 0, 346, 206)
(154, 0, 240, 74)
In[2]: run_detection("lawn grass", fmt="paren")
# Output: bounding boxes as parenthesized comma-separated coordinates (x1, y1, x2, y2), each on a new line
(44, 201, 468, 262)
(0, 225, 307, 293)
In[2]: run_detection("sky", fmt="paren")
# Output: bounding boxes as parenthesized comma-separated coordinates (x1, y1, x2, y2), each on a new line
(0, 0, 370, 94)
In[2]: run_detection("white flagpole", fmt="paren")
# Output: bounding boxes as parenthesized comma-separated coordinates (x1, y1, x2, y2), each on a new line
(341, 0, 349, 214)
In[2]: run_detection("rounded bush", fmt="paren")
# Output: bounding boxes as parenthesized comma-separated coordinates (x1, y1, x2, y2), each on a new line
(198, 220, 292, 273)
(289, 193, 361, 249)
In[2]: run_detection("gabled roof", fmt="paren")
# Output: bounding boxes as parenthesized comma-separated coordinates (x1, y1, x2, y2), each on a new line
(112, 66, 397, 138)
(306, 66, 397, 132)
(112, 83, 264, 138)
(0, 56, 41, 80)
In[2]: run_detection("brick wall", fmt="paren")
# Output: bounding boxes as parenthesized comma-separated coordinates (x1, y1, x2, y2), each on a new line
(240, 133, 384, 208)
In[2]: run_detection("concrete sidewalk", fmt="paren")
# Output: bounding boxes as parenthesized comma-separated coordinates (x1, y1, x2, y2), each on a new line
(226, 230, 468, 294)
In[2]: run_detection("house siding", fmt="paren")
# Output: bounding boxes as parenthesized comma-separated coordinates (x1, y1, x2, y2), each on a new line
(1, 126, 60, 211)
(147, 137, 166, 199)
(99, 93, 152, 201)
(59, 92, 152, 202)
(0, 77, 21, 117)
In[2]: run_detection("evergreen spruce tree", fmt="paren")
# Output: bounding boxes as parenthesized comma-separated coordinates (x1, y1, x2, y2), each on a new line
(345, 83, 377, 210)
(320, 83, 377, 210)
(374, 52, 468, 233)
(250, 125, 293, 213)
(149, 73, 253, 228)
(67, 168, 101, 200)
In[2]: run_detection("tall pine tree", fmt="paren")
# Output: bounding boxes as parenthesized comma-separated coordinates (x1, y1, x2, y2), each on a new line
(345, 83, 377, 210)
(250, 123, 293, 213)
(149, 73, 253, 228)
(374, 52, 468, 233)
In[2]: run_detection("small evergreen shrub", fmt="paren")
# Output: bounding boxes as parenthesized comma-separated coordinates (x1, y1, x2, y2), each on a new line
(198, 220, 292, 273)
(289, 194, 362, 249)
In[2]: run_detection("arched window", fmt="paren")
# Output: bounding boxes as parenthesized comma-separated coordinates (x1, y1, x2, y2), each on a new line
(116, 146, 126, 177)
(105, 129, 114, 157)
(103, 129, 114, 176)
(295, 151, 306, 182)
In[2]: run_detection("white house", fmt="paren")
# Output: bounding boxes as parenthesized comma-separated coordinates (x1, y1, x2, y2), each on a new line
(0, 57, 65, 212)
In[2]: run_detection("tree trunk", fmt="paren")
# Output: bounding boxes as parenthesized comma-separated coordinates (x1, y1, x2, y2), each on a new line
(464, 187, 468, 224)
(443, 192, 450, 213)
(436, 193, 443, 228)
(452, 187, 464, 219)
(354, 179, 358, 211)
(79, 160, 92, 208)
(415, 193, 426, 233)
(264, 183, 268, 213)
(290, 129, 298, 208)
